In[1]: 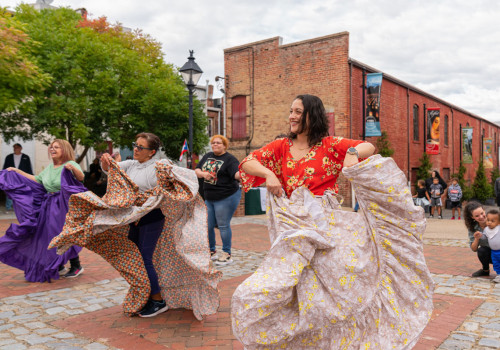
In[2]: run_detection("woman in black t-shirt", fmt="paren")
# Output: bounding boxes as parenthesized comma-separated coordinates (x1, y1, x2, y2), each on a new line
(195, 135, 241, 266)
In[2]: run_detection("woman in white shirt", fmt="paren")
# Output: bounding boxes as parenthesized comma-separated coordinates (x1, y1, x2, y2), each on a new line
(101, 132, 166, 318)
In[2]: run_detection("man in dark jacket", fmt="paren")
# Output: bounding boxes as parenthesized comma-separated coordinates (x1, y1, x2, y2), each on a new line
(2, 143, 33, 210)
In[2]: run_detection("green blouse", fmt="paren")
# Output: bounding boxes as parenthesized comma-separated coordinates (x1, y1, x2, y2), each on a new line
(35, 160, 82, 193)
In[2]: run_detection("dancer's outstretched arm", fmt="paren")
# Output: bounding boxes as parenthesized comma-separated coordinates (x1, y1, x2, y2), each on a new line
(6, 167, 36, 182)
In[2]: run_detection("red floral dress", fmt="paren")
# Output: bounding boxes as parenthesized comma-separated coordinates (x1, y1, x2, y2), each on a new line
(240, 136, 365, 197)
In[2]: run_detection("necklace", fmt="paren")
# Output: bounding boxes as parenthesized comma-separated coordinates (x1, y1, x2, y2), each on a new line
(292, 142, 310, 150)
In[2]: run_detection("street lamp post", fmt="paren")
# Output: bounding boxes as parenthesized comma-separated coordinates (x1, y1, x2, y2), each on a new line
(179, 50, 203, 169)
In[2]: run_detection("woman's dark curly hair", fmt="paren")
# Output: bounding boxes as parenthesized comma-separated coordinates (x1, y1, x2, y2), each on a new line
(464, 201, 483, 232)
(288, 94, 329, 146)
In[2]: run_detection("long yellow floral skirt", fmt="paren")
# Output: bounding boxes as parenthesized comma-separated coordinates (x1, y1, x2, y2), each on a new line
(231, 155, 434, 349)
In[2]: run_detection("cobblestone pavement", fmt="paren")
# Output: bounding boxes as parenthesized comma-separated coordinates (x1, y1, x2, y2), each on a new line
(0, 247, 267, 350)
(1, 213, 500, 349)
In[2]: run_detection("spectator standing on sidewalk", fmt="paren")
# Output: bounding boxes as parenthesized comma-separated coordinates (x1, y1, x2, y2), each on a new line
(447, 178, 462, 220)
(195, 134, 241, 266)
(2, 143, 33, 212)
(464, 201, 493, 277)
(413, 179, 430, 213)
(477, 209, 500, 283)
(426, 170, 447, 204)
(494, 175, 500, 207)
(429, 177, 444, 219)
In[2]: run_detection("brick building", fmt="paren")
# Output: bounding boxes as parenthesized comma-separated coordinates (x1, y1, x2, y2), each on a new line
(223, 31, 500, 205)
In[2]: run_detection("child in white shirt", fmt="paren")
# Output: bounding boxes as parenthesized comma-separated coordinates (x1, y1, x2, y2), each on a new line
(479, 209, 500, 283)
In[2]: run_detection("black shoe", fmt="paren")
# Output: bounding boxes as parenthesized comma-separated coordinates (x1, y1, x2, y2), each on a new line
(138, 299, 168, 318)
(58, 265, 69, 276)
(63, 266, 84, 278)
(471, 269, 490, 277)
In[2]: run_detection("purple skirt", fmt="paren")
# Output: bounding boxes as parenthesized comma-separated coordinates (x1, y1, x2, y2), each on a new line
(0, 168, 86, 282)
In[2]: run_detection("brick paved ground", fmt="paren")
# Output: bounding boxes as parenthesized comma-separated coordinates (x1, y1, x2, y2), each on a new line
(1, 216, 500, 349)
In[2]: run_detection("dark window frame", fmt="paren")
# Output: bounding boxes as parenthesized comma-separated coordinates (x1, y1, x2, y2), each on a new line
(413, 104, 419, 141)
(444, 114, 449, 146)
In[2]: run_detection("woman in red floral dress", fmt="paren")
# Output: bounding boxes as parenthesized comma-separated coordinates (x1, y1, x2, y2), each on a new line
(231, 94, 434, 349)
(240, 94, 375, 197)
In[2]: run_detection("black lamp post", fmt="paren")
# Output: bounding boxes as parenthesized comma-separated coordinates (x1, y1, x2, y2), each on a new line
(179, 50, 203, 169)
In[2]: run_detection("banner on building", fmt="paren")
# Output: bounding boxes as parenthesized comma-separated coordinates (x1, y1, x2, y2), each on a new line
(365, 73, 382, 137)
(425, 108, 440, 154)
(462, 127, 473, 164)
(483, 138, 493, 169)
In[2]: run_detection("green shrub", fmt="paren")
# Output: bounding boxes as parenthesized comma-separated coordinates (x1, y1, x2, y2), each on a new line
(417, 153, 433, 183)
(490, 167, 500, 188)
(472, 159, 493, 202)
(461, 183, 474, 202)
(376, 131, 395, 157)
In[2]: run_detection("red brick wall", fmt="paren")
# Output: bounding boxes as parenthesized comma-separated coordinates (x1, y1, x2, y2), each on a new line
(350, 63, 500, 187)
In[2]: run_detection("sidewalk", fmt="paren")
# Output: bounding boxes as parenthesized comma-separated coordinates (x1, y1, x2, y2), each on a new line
(0, 208, 499, 349)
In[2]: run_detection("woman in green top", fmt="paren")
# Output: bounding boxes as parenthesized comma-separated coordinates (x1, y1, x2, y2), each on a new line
(11, 139, 84, 193)
(4, 139, 86, 280)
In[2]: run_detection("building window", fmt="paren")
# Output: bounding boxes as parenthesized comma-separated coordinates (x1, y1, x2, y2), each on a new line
(413, 105, 419, 141)
(411, 167, 419, 193)
(207, 117, 214, 137)
(231, 95, 246, 139)
(444, 114, 449, 146)
(442, 168, 450, 182)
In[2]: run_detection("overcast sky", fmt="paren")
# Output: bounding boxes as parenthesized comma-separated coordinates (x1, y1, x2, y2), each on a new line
(3, 0, 500, 123)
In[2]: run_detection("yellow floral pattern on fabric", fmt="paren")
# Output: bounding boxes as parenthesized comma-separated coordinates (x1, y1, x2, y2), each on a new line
(231, 155, 434, 349)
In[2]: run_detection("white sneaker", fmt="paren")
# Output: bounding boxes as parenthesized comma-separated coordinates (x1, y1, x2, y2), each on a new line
(493, 275, 500, 283)
(215, 252, 233, 266)
(210, 252, 218, 261)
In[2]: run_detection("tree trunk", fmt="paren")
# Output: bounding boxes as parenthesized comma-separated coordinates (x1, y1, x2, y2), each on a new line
(76, 145, 90, 164)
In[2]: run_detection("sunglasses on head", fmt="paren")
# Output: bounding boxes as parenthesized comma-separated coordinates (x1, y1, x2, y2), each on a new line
(132, 142, 153, 151)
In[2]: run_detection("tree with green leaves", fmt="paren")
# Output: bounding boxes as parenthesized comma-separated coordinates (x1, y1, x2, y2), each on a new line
(451, 160, 467, 187)
(472, 159, 493, 202)
(1, 6, 208, 162)
(416, 152, 433, 183)
(375, 130, 394, 157)
(0, 8, 49, 113)
(490, 166, 500, 188)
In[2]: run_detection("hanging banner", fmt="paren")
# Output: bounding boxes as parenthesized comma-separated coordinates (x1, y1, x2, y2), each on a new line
(425, 108, 440, 154)
(365, 73, 382, 137)
(462, 127, 473, 164)
(483, 138, 493, 169)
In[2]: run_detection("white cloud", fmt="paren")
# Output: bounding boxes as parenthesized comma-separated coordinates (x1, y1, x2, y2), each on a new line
(2, 0, 499, 122)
